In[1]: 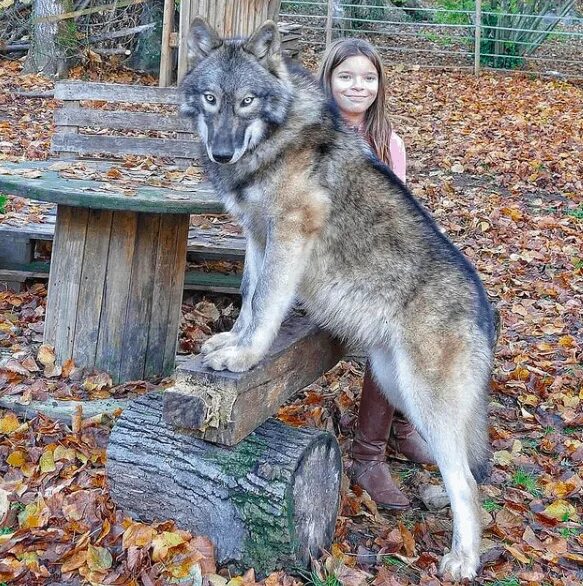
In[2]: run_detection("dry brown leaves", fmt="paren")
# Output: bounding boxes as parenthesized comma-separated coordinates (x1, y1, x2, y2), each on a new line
(1, 58, 582, 584)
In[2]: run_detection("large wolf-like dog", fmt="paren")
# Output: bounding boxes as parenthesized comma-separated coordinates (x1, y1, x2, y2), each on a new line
(181, 18, 497, 580)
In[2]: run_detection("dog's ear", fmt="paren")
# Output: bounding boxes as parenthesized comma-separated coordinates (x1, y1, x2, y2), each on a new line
(243, 20, 281, 66)
(187, 17, 223, 66)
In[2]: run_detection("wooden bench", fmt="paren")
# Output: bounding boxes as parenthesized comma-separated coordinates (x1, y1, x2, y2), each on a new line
(0, 80, 249, 382)
(0, 82, 247, 294)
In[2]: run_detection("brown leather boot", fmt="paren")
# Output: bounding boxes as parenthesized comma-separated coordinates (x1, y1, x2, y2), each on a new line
(388, 413, 435, 465)
(349, 364, 410, 510)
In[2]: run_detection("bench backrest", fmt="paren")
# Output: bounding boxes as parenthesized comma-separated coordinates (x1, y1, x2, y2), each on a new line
(52, 81, 199, 166)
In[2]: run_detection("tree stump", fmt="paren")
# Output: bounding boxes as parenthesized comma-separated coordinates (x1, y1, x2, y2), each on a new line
(106, 392, 342, 576)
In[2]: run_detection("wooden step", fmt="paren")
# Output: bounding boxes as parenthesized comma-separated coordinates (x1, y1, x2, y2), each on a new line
(0, 217, 245, 261)
(0, 261, 242, 294)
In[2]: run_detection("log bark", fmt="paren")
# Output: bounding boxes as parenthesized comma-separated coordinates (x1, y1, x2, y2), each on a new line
(106, 392, 342, 576)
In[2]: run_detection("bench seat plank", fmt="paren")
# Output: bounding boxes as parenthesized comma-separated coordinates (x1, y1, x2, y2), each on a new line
(0, 161, 222, 214)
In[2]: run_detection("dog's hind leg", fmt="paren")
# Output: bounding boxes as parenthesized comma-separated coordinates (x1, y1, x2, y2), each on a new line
(370, 346, 486, 580)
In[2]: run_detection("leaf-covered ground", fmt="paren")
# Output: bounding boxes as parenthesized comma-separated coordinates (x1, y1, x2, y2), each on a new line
(0, 56, 582, 586)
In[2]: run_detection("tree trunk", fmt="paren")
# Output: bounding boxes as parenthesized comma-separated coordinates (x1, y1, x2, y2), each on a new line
(106, 392, 343, 576)
(130, 0, 164, 73)
(24, 0, 74, 77)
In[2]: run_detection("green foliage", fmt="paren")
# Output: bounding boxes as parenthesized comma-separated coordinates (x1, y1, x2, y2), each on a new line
(432, 0, 576, 69)
(487, 578, 521, 586)
(566, 203, 583, 219)
(383, 556, 407, 569)
(479, 0, 576, 69)
(558, 526, 581, 538)
(0, 193, 7, 214)
(433, 0, 475, 25)
(421, 31, 457, 45)
(511, 468, 542, 496)
(482, 499, 502, 512)
(304, 571, 343, 586)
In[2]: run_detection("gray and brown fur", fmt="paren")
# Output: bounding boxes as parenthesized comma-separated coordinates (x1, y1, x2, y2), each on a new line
(181, 19, 497, 580)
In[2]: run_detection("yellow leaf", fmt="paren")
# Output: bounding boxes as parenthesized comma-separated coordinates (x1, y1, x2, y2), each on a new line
(37, 344, 55, 367)
(0, 412, 20, 434)
(543, 499, 579, 522)
(505, 545, 530, 564)
(6, 450, 26, 468)
(122, 522, 156, 549)
(40, 449, 56, 473)
(86, 544, 113, 572)
(54, 445, 76, 461)
(493, 450, 513, 466)
(152, 531, 186, 562)
(18, 498, 49, 529)
(61, 550, 88, 573)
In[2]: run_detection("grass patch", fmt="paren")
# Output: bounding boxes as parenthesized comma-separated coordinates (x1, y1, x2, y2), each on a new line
(483, 499, 502, 512)
(382, 556, 408, 569)
(487, 578, 521, 586)
(511, 468, 542, 497)
(566, 204, 583, 219)
(0, 193, 7, 214)
(304, 573, 342, 586)
(558, 526, 581, 539)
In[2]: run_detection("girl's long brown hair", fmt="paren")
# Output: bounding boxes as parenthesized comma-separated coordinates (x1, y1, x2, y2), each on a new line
(317, 38, 393, 168)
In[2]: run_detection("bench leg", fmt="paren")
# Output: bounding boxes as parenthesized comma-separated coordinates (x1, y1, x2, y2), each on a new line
(44, 205, 188, 383)
(0, 237, 34, 292)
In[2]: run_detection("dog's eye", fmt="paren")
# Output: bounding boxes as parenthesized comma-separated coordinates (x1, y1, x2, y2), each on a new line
(241, 96, 255, 107)
(203, 93, 216, 105)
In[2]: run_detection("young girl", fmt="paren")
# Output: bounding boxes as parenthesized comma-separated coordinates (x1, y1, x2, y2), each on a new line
(318, 39, 434, 510)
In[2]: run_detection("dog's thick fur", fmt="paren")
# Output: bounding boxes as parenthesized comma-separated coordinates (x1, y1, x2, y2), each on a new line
(181, 19, 496, 580)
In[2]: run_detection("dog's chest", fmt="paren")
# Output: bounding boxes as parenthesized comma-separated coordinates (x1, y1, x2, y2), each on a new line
(221, 183, 269, 237)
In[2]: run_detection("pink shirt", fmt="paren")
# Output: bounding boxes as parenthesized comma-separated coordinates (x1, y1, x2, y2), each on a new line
(390, 131, 407, 184)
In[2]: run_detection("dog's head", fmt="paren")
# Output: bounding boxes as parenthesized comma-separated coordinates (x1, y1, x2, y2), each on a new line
(180, 18, 293, 165)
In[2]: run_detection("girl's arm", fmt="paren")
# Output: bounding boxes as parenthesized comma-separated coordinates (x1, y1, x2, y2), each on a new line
(390, 132, 407, 184)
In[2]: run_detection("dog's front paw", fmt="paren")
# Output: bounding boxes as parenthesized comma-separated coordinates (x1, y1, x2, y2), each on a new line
(202, 345, 263, 372)
(201, 331, 239, 355)
(439, 550, 479, 581)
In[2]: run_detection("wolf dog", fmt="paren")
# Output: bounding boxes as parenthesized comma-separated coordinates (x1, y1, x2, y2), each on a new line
(181, 18, 497, 580)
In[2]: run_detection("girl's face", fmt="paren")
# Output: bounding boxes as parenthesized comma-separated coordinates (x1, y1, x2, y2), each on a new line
(330, 55, 379, 119)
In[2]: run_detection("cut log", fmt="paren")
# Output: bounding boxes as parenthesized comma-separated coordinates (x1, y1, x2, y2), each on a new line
(106, 392, 342, 576)
(163, 313, 344, 445)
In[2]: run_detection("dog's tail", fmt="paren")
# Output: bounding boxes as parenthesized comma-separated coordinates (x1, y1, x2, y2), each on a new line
(468, 399, 491, 484)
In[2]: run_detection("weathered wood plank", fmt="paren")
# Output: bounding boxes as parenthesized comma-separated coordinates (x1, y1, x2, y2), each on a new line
(51, 133, 200, 160)
(54, 109, 197, 133)
(145, 215, 182, 378)
(119, 213, 160, 381)
(163, 214, 189, 374)
(54, 81, 181, 104)
(44, 205, 89, 363)
(0, 221, 246, 258)
(0, 260, 241, 294)
(72, 208, 113, 369)
(94, 211, 137, 382)
(107, 392, 342, 576)
(0, 161, 222, 214)
(163, 313, 343, 445)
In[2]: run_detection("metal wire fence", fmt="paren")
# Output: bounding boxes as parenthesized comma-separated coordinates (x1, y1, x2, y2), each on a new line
(280, 0, 583, 78)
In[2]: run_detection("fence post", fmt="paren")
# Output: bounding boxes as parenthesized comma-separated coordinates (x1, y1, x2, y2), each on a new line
(474, 0, 482, 75)
(326, 0, 334, 47)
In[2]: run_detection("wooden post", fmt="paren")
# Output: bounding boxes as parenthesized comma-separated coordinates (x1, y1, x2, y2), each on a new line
(44, 205, 188, 383)
(159, 0, 175, 87)
(474, 0, 482, 75)
(107, 392, 342, 576)
(325, 0, 334, 47)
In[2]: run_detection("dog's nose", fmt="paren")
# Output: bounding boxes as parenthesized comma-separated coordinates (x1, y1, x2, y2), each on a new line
(212, 150, 234, 164)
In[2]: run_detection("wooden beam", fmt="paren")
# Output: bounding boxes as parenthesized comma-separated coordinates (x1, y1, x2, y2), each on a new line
(163, 313, 344, 445)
